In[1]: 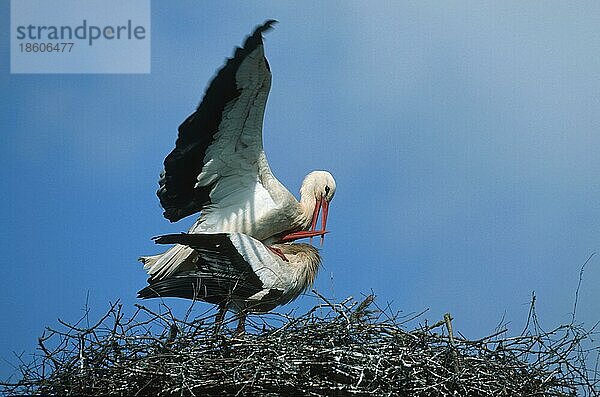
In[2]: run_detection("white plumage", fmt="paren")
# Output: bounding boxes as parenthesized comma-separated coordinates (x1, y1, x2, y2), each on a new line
(140, 21, 336, 281)
(138, 233, 321, 332)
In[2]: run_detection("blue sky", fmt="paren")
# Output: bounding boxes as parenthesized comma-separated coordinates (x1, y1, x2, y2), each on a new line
(2, 1, 600, 381)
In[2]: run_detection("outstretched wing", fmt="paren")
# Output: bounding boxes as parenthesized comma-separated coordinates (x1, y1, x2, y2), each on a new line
(157, 20, 277, 223)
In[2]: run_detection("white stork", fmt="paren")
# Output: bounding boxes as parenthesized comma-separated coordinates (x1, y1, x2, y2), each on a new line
(140, 20, 336, 280)
(138, 233, 321, 334)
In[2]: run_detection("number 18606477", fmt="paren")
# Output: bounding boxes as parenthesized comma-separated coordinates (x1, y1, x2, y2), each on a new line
(19, 42, 74, 52)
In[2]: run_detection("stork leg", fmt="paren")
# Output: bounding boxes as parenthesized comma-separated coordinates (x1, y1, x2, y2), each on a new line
(235, 312, 247, 337)
(214, 303, 227, 335)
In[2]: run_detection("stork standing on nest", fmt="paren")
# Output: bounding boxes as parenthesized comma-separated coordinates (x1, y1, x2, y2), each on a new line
(138, 233, 321, 334)
(140, 20, 336, 282)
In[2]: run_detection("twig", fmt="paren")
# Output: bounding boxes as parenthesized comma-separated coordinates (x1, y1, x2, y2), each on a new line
(2, 294, 598, 396)
(572, 252, 596, 325)
(444, 313, 460, 373)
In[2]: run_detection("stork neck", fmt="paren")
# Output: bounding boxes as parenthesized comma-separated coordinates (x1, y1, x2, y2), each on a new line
(299, 190, 317, 229)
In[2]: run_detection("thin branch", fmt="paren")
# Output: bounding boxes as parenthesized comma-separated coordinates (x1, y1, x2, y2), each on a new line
(572, 252, 596, 325)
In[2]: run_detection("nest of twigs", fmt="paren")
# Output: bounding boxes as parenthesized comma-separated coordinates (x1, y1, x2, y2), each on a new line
(2, 293, 599, 396)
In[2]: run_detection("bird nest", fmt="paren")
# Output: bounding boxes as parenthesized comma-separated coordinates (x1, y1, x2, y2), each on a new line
(2, 293, 599, 396)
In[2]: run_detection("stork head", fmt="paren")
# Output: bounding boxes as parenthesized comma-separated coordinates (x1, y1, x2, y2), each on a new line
(301, 170, 336, 244)
(302, 170, 336, 201)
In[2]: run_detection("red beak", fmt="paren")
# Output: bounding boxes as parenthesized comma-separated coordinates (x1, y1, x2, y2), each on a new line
(280, 197, 331, 245)
(309, 198, 322, 243)
(310, 198, 322, 231)
(320, 199, 329, 246)
(280, 229, 328, 242)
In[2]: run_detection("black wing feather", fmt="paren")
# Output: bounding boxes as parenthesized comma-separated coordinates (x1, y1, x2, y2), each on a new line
(137, 272, 263, 303)
(138, 233, 265, 302)
(157, 20, 277, 222)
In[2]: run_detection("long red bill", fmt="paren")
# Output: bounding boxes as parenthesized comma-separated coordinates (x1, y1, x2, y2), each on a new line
(309, 198, 322, 244)
(280, 229, 328, 242)
(320, 199, 329, 246)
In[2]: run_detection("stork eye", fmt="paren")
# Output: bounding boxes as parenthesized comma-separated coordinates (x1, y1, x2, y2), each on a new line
(325, 186, 330, 195)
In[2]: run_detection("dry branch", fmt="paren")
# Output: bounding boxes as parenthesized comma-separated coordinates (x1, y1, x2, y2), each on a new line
(1, 294, 598, 396)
